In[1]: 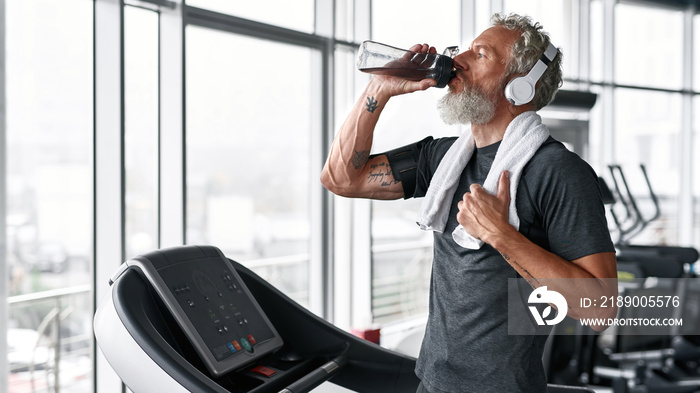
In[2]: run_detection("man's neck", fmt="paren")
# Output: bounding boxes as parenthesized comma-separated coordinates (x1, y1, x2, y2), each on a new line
(471, 101, 533, 147)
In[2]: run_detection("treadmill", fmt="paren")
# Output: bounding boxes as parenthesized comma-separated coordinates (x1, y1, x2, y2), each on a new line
(94, 245, 594, 392)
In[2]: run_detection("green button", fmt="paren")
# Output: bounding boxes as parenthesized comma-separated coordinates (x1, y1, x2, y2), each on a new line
(240, 337, 252, 351)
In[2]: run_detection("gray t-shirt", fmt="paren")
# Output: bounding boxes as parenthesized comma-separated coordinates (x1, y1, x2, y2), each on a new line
(406, 136, 614, 393)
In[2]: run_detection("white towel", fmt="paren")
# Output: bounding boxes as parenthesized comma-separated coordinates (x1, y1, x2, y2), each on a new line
(416, 111, 550, 249)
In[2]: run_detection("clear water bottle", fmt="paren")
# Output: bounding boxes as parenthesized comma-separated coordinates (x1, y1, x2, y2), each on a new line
(356, 40, 459, 88)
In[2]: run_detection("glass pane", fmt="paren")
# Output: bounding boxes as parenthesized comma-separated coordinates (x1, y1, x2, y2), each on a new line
(589, 0, 604, 82)
(334, 0, 353, 42)
(615, 3, 683, 89)
(125, 6, 159, 256)
(694, 14, 700, 92)
(370, 0, 459, 50)
(371, 200, 432, 324)
(334, 47, 359, 132)
(185, 0, 314, 34)
(185, 26, 317, 307)
(5, 0, 93, 391)
(613, 89, 681, 245)
(693, 98, 700, 247)
(695, 97, 700, 197)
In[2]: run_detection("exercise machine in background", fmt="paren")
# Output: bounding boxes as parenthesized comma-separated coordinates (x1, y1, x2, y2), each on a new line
(607, 165, 698, 278)
(547, 165, 700, 393)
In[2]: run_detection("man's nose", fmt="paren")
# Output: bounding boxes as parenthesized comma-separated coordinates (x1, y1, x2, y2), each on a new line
(452, 52, 469, 71)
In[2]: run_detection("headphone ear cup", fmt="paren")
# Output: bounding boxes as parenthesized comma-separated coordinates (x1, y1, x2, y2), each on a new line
(505, 76, 535, 106)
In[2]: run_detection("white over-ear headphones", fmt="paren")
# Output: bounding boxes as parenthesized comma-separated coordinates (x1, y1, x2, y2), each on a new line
(504, 41, 558, 106)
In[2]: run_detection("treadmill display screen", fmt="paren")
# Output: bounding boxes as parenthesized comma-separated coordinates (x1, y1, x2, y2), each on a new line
(130, 247, 284, 377)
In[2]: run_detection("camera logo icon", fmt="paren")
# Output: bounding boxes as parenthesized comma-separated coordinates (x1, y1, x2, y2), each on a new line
(528, 286, 568, 326)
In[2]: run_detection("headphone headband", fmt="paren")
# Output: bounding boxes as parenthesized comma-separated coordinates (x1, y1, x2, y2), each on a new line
(526, 41, 558, 84)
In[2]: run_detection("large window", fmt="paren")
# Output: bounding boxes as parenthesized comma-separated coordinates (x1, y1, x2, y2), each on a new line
(615, 3, 683, 90)
(185, 26, 320, 307)
(5, 0, 93, 391)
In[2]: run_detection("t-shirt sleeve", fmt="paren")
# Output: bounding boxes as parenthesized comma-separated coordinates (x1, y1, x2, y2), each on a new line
(522, 146, 615, 261)
(413, 137, 458, 199)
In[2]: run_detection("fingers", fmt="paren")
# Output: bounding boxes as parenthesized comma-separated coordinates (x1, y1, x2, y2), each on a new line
(459, 190, 478, 217)
(407, 43, 424, 52)
(497, 171, 510, 203)
(405, 44, 430, 63)
(408, 43, 435, 53)
(456, 174, 512, 242)
(456, 196, 473, 226)
(407, 43, 437, 65)
(460, 178, 509, 217)
(390, 43, 440, 92)
(409, 45, 432, 66)
(467, 172, 510, 203)
(416, 78, 437, 90)
(390, 79, 431, 95)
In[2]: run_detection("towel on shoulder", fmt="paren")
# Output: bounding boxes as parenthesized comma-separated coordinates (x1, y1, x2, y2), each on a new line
(416, 111, 550, 249)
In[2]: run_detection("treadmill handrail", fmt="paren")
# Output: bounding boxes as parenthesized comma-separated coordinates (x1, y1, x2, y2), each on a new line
(277, 351, 348, 393)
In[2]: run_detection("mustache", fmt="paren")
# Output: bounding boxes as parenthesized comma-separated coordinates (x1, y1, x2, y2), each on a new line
(454, 73, 508, 100)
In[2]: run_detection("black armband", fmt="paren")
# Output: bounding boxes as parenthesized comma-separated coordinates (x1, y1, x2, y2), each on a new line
(371, 136, 433, 199)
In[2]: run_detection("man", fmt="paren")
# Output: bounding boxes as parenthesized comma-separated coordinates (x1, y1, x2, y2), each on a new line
(321, 13, 618, 393)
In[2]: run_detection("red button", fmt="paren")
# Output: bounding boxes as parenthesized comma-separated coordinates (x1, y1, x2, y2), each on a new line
(247, 334, 256, 344)
(251, 365, 276, 377)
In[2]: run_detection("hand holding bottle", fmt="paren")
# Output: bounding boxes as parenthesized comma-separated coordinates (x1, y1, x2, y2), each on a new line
(357, 41, 458, 91)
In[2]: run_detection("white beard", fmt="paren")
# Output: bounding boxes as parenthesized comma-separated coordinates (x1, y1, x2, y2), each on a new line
(437, 84, 498, 126)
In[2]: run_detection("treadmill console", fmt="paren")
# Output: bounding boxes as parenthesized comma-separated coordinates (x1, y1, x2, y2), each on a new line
(116, 246, 284, 377)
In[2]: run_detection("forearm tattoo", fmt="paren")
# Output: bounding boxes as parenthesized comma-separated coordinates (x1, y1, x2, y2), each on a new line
(500, 252, 541, 288)
(351, 150, 370, 169)
(365, 96, 379, 113)
(367, 162, 399, 187)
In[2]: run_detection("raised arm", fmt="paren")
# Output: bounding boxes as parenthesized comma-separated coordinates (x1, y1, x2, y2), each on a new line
(320, 44, 437, 200)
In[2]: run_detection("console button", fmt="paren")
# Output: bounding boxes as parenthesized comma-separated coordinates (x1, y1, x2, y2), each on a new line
(251, 366, 276, 378)
(240, 337, 253, 352)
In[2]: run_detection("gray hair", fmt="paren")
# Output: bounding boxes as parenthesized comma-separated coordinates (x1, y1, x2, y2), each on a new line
(491, 13, 563, 110)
